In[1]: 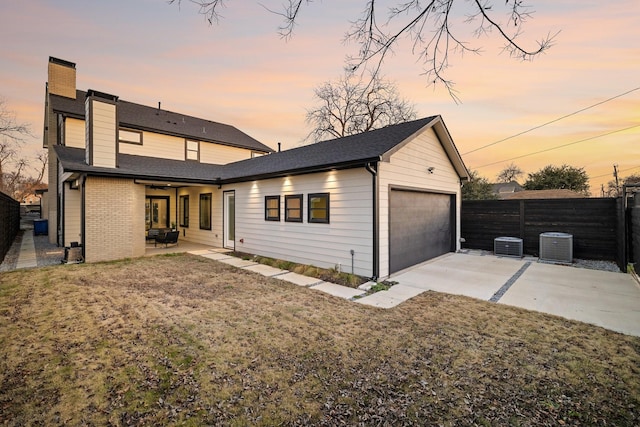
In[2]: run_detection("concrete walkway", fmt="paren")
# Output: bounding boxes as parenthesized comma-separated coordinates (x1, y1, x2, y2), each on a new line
(390, 252, 640, 337)
(15, 230, 37, 269)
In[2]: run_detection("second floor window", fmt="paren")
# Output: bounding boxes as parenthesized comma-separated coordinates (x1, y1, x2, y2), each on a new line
(186, 140, 199, 161)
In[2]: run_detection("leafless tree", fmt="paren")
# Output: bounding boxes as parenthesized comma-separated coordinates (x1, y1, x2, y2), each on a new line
(496, 162, 524, 183)
(0, 97, 32, 196)
(605, 173, 640, 197)
(169, 0, 556, 99)
(305, 73, 417, 142)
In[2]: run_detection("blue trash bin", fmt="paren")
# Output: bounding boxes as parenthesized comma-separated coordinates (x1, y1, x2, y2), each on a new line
(34, 219, 48, 235)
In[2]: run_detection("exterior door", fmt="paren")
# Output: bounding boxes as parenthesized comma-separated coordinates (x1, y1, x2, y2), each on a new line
(223, 191, 235, 249)
(145, 196, 169, 230)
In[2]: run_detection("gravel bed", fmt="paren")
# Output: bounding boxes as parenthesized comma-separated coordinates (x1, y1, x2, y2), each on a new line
(0, 215, 64, 271)
(0, 230, 23, 272)
(34, 234, 64, 267)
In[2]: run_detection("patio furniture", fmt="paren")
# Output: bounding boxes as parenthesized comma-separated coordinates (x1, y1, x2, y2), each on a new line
(155, 230, 179, 248)
(146, 227, 171, 241)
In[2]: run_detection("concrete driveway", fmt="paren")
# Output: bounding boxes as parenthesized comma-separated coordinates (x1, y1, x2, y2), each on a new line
(390, 252, 640, 337)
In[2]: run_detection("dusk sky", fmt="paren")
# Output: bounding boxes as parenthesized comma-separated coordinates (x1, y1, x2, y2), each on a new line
(1, 0, 638, 195)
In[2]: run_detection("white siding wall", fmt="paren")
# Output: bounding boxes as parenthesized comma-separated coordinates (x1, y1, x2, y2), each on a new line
(120, 132, 184, 160)
(200, 143, 255, 164)
(225, 168, 374, 277)
(175, 186, 223, 247)
(90, 101, 117, 168)
(64, 183, 82, 246)
(120, 131, 257, 164)
(378, 127, 463, 278)
(65, 118, 85, 148)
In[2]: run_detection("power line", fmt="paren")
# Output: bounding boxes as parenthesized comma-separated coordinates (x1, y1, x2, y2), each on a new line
(591, 165, 640, 180)
(463, 86, 640, 155)
(473, 124, 640, 169)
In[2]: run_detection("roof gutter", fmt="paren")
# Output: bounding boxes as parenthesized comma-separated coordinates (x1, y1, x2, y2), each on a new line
(220, 157, 381, 185)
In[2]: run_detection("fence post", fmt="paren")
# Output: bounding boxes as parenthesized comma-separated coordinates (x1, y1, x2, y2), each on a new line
(616, 197, 626, 272)
(519, 200, 525, 239)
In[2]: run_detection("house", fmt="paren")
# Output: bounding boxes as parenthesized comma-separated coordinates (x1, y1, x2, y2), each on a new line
(491, 181, 523, 199)
(44, 57, 470, 278)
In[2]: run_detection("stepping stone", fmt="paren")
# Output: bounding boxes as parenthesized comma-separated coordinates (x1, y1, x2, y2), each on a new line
(218, 257, 258, 268)
(310, 282, 366, 299)
(243, 264, 288, 277)
(277, 272, 323, 287)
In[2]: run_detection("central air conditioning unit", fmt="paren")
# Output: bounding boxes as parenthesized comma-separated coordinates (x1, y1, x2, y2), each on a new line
(539, 232, 573, 263)
(494, 237, 523, 258)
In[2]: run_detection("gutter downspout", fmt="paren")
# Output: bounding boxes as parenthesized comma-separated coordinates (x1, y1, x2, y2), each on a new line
(80, 174, 87, 261)
(365, 161, 379, 281)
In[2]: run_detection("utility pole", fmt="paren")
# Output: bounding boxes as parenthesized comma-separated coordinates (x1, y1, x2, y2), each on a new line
(613, 164, 620, 196)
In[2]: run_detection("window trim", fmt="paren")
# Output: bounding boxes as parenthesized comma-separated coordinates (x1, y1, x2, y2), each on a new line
(199, 193, 212, 230)
(284, 194, 303, 223)
(186, 139, 200, 162)
(179, 195, 189, 228)
(118, 128, 143, 145)
(308, 193, 330, 224)
(264, 195, 281, 221)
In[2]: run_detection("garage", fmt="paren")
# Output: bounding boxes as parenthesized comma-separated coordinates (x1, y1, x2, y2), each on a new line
(389, 189, 455, 274)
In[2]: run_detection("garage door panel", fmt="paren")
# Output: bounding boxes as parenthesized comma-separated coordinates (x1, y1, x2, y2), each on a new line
(390, 190, 453, 274)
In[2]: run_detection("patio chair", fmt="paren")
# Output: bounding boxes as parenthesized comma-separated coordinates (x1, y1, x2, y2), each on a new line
(155, 230, 179, 248)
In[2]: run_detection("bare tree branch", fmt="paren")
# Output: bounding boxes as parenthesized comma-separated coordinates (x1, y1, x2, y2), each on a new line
(169, 1, 556, 97)
(0, 98, 31, 142)
(305, 73, 417, 142)
(0, 97, 33, 195)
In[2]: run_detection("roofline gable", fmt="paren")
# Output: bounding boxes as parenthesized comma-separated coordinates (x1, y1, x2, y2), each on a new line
(380, 115, 470, 180)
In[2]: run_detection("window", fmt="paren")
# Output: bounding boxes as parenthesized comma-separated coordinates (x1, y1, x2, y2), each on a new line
(179, 195, 189, 227)
(186, 140, 199, 161)
(308, 193, 330, 223)
(265, 196, 280, 221)
(199, 193, 211, 230)
(285, 194, 303, 222)
(119, 128, 143, 144)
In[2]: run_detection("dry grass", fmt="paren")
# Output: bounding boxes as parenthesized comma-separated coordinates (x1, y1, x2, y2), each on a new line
(1, 253, 639, 426)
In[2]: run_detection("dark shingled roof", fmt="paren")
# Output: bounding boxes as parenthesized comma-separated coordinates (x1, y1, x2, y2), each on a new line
(55, 116, 469, 184)
(220, 116, 438, 181)
(54, 146, 225, 184)
(50, 90, 273, 154)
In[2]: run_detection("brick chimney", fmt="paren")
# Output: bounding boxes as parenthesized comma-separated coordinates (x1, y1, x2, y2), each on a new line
(47, 57, 76, 99)
(85, 90, 118, 168)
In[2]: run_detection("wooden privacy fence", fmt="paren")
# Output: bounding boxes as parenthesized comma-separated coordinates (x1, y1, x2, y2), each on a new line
(629, 193, 640, 271)
(461, 198, 624, 268)
(0, 191, 20, 263)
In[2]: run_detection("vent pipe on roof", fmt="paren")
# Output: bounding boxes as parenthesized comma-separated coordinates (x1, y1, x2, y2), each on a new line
(278, 142, 281, 152)
(157, 102, 161, 115)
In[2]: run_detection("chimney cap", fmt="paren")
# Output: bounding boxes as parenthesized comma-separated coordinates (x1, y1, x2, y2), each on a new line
(49, 56, 76, 69)
(86, 89, 118, 102)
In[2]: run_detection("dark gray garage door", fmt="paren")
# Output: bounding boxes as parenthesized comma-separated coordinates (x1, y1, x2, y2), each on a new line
(389, 189, 454, 274)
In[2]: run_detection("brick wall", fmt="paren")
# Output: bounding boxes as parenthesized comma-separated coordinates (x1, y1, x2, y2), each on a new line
(47, 61, 76, 99)
(84, 177, 145, 262)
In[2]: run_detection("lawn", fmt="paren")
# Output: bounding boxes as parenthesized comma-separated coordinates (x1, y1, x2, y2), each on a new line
(1, 254, 639, 426)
